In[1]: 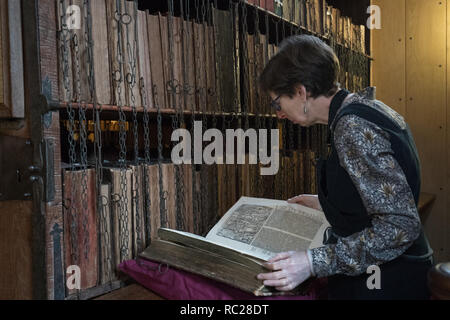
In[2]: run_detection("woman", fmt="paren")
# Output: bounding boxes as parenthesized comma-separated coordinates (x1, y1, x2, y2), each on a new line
(256, 35, 433, 300)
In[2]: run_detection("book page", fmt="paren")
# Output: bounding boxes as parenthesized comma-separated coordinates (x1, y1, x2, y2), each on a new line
(206, 197, 330, 261)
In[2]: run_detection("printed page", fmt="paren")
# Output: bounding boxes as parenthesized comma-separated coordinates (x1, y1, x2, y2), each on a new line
(206, 197, 330, 261)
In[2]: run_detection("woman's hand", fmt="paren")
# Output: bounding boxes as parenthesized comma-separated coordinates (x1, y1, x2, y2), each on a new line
(287, 194, 322, 211)
(256, 251, 313, 291)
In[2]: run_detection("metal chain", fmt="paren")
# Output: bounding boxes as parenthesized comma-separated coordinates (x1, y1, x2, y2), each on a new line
(72, 4, 90, 262)
(59, 0, 79, 269)
(113, 0, 130, 262)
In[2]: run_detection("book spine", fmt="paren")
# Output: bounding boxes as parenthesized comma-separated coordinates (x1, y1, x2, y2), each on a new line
(171, 16, 184, 110)
(63, 169, 98, 292)
(193, 21, 206, 112)
(161, 163, 176, 230)
(146, 164, 161, 242)
(147, 13, 166, 109)
(182, 164, 194, 233)
(183, 19, 196, 112)
(137, 10, 153, 108)
(99, 183, 114, 284)
(91, 0, 112, 105)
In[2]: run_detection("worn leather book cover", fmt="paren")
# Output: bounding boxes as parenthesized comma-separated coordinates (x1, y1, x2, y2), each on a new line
(99, 183, 115, 284)
(183, 20, 196, 112)
(147, 13, 166, 109)
(255, 33, 267, 115)
(193, 21, 207, 112)
(213, 8, 236, 112)
(62, 168, 98, 291)
(137, 10, 153, 108)
(331, 8, 339, 41)
(205, 23, 217, 112)
(56, 0, 73, 103)
(103, 167, 133, 271)
(246, 33, 255, 114)
(160, 14, 172, 109)
(282, 0, 292, 22)
(106, 0, 126, 106)
(121, 0, 141, 107)
(182, 164, 194, 233)
(71, 0, 91, 103)
(143, 163, 161, 242)
(131, 165, 146, 257)
(193, 165, 203, 233)
(140, 197, 329, 296)
(171, 16, 184, 110)
(91, 0, 112, 105)
(161, 162, 176, 230)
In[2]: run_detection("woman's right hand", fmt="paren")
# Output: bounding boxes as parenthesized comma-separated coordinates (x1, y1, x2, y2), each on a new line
(287, 194, 322, 211)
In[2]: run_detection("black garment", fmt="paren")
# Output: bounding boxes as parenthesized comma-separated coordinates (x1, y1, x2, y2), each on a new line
(317, 89, 433, 300)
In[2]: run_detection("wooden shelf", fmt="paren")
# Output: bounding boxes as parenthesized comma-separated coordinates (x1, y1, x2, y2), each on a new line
(57, 101, 278, 119)
(244, 0, 373, 60)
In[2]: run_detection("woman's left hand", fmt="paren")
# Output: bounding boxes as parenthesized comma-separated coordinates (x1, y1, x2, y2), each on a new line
(256, 251, 313, 291)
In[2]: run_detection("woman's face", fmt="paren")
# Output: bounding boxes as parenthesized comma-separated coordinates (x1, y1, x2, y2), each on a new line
(269, 86, 312, 127)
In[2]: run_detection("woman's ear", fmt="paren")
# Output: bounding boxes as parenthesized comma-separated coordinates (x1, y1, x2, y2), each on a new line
(295, 84, 307, 99)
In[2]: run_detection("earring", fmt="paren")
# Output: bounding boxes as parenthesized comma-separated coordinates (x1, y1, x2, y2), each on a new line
(304, 102, 308, 114)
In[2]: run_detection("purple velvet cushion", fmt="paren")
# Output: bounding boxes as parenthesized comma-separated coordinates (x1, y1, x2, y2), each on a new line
(119, 259, 327, 300)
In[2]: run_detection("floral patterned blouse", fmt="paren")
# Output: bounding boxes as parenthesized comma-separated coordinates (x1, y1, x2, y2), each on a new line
(309, 88, 422, 278)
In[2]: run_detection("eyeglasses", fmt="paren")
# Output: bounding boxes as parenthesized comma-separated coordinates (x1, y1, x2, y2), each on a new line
(270, 95, 282, 111)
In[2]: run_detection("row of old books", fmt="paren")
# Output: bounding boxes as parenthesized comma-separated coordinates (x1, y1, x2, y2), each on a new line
(245, 33, 278, 115)
(247, 0, 366, 54)
(57, 0, 366, 116)
(62, 163, 218, 292)
(57, 0, 238, 113)
(61, 147, 317, 292)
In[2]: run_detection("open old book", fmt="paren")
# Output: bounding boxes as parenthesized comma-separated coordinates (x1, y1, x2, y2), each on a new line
(139, 196, 330, 296)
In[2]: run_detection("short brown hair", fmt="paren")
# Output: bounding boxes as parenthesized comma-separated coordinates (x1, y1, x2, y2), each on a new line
(259, 35, 340, 99)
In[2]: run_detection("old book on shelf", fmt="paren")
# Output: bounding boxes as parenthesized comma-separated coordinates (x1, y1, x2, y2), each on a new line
(325, 5, 332, 36)
(143, 163, 161, 242)
(246, 33, 255, 114)
(171, 16, 184, 110)
(213, 8, 236, 112)
(99, 183, 114, 284)
(193, 21, 207, 112)
(147, 13, 166, 108)
(183, 20, 196, 111)
(103, 167, 133, 271)
(294, 0, 300, 26)
(161, 162, 176, 230)
(205, 23, 217, 112)
(106, 0, 126, 106)
(120, 0, 141, 107)
(182, 164, 194, 233)
(140, 196, 330, 296)
(137, 10, 153, 108)
(62, 168, 98, 291)
(131, 165, 146, 256)
(282, 0, 293, 22)
(91, 0, 112, 105)
(0, 0, 24, 118)
(71, 0, 91, 103)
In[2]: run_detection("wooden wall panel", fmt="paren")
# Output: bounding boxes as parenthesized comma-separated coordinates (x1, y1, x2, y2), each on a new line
(370, 0, 406, 116)
(447, 0, 450, 264)
(372, 0, 450, 262)
(0, 201, 33, 299)
(406, 0, 447, 262)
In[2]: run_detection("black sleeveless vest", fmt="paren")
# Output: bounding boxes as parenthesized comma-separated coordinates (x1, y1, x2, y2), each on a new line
(317, 89, 433, 299)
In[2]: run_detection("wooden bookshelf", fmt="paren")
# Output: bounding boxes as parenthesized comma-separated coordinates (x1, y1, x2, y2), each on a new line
(0, 0, 371, 300)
